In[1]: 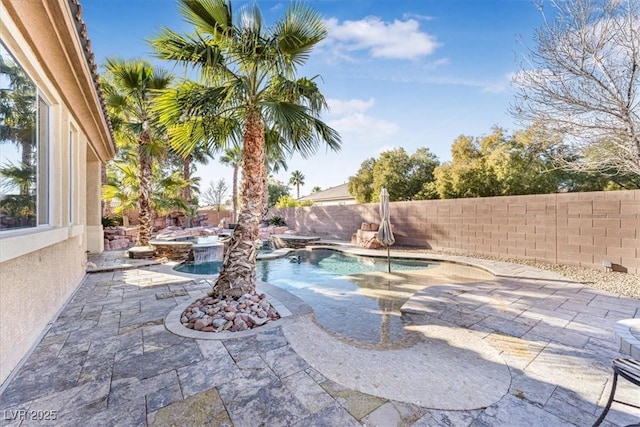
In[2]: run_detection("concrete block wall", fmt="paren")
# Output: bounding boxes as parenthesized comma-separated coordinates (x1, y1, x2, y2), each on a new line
(271, 190, 640, 274)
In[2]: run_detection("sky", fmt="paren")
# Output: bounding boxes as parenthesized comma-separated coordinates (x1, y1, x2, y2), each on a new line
(81, 0, 546, 199)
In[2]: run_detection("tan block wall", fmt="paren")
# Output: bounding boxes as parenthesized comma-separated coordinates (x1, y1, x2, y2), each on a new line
(0, 237, 85, 384)
(272, 190, 640, 274)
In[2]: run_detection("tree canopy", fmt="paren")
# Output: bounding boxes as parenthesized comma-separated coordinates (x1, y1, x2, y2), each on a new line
(348, 147, 439, 203)
(512, 0, 640, 184)
(151, 0, 340, 296)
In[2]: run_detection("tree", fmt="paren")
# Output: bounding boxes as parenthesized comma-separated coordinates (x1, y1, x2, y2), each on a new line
(432, 125, 617, 199)
(267, 178, 291, 209)
(289, 170, 305, 199)
(512, 0, 640, 183)
(201, 179, 228, 210)
(102, 155, 188, 225)
(152, 0, 340, 297)
(275, 195, 313, 208)
(312, 186, 321, 193)
(219, 146, 241, 222)
(348, 148, 440, 202)
(348, 158, 376, 203)
(101, 59, 173, 245)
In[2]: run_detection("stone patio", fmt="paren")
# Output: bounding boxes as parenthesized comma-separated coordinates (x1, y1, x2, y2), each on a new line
(0, 248, 638, 426)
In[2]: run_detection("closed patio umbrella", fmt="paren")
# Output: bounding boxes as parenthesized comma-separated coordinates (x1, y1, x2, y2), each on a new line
(377, 187, 395, 273)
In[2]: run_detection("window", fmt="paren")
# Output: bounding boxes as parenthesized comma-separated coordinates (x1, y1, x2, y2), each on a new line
(0, 42, 49, 231)
(69, 129, 75, 224)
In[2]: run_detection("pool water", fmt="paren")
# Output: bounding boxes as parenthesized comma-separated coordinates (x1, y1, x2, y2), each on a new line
(257, 249, 440, 347)
(175, 260, 224, 275)
(174, 248, 491, 347)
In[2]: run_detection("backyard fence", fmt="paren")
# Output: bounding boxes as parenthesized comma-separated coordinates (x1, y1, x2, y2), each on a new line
(271, 190, 640, 274)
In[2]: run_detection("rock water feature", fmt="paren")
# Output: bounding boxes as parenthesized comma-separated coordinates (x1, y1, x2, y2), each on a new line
(191, 236, 224, 264)
(180, 291, 280, 332)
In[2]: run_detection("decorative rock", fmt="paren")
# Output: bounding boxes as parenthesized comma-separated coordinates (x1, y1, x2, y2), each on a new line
(180, 291, 280, 333)
(212, 318, 227, 329)
(248, 314, 269, 326)
(232, 318, 248, 331)
(194, 317, 212, 330)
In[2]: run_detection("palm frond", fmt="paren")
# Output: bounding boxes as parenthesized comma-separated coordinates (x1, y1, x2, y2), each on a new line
(178, 0, 233, 38)
(273, 2, 327, 71)
(261, 100, 341, 158)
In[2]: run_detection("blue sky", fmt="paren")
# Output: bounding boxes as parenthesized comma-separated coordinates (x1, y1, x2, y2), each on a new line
(82, 0, 544, 199)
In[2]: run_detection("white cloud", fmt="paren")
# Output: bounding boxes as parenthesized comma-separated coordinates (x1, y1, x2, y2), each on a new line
(402, 13, 434, 22)
(326, 98, 375, 116)
(324, 97, 398, 139)
(424, 58, 450, 70)
(481, 73, 516, 93)
(328, 113, 398, 137)
(323, 16, 439, 60)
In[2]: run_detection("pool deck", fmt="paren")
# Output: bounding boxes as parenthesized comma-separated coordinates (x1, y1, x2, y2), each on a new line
(1, 247, 639, 426)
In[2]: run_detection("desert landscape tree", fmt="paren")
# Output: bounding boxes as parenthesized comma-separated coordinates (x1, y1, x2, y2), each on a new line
(512, 0, 640, 184)
(348, 148, 439, 202)
(152, 0, 340, 297)
(289, 170, 305, 199)
(201, 179, 229, 210)
(101, 59, 173, 245)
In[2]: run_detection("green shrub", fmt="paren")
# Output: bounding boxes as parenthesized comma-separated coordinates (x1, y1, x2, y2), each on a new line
(267, 216, 286, 226)
(101, 215, 121, 227)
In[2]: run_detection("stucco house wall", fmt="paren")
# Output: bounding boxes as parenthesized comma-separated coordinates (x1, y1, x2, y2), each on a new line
(272, 190, 640, 275)
(0, 0, 114, 385)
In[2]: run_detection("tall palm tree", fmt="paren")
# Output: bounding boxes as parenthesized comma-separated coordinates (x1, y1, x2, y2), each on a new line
(101, 58, 173, 246)
(152, 0, 341, 297)
(289, 170, 305, 199)
(219, 146, 241, 223)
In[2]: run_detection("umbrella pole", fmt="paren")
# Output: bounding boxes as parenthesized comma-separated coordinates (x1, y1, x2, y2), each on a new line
(387, 245, 391, 273)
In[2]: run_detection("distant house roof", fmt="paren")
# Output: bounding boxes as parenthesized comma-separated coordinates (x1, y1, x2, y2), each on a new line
(299, 183, 355, 203)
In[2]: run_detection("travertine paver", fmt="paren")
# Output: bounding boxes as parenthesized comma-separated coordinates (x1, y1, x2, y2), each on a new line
(0, 249, 638, 427)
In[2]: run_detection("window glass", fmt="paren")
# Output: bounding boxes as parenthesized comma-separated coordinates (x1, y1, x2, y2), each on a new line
(69, 129, 74, 224)
(0, 41, 47, 230)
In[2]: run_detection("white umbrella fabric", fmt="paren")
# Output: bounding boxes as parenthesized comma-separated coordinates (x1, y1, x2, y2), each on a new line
(377, 187, 395, 273)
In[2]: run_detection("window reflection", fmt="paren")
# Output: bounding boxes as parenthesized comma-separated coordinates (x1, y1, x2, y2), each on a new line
(0, 42, 38, 230)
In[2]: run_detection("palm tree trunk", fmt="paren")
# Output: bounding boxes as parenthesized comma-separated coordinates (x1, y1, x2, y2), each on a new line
(231, 165, 238, 223)
(101, 163, 111, 218)
(182, 154, 192, 203)
(214, 111, 264, 297)
(182, 154, 192, 228)
(137, 134, 152, 246)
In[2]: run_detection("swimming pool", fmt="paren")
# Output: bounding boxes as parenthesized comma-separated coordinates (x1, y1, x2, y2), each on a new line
(174, 248, 493, 347)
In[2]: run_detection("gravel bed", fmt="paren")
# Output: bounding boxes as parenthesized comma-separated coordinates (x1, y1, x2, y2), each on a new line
(394, 247, 640, 299)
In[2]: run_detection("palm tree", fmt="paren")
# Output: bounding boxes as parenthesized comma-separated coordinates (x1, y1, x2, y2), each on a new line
(219, 146, 241, 223)
(103, 158, 189, 226)
(289, 170, 305, 199)
(151, 0, 340, 297)
(101, 58, 173, 246)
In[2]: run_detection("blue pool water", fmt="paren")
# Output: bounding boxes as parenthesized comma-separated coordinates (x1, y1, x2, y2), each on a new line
(174, 248, 454, 346)
(256, 249, 437, 346)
